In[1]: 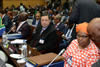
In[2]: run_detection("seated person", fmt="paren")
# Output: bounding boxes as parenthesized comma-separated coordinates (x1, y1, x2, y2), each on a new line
(59, 22, 76, 50)
(12, 10, 18, 23)
(54, 14, 65, 33)
(30, 13, 58, 53)
(10, 12, 32, 40)
(7, 10, 13, 20)
(32, 12, 41, 27)
(87, 18, 100, 67)
(62, 22, 99, 67)
(0, 10, 12, 33)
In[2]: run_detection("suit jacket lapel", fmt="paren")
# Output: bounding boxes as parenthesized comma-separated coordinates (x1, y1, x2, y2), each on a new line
(40, 27, 49, 38)
(40, 23, 54, 39)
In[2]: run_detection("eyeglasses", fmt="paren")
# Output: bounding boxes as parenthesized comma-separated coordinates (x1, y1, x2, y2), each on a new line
(36, 16, 40, 17)
(77, 35, 88, 38)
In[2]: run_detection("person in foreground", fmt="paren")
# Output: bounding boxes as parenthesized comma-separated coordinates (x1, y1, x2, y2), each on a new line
(87, 18, 100, 67)
(62, 22, 99, 67)
(31, 13, 58, 53)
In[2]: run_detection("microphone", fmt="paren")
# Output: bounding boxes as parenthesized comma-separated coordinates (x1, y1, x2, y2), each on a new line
(46, 49, 65, 67)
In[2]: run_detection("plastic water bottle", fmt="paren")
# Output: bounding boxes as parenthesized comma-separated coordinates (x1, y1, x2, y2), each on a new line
(2, 31, 8, 48)
(22, 41, 27, 58)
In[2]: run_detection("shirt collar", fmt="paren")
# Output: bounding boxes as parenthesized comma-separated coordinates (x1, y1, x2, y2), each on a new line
(16, 21, 26, 32)
(56, 22, 60, 26)
(42, 26, 48, 31)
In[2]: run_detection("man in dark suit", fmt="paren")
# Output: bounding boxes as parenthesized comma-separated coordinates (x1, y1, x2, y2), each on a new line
(32, 12, 41, 27)
(69, 0, 100, 24)
(59, 23, 76, 50)
(0, 10, 12, 32)
(87, 18, 100, 67)
(31, 13, 58, 53)
(54, 14, 65, 33)
(11, 12, 32, 39)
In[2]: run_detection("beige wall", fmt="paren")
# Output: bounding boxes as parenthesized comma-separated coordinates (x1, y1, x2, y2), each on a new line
(62, 0, 66, 5)
(3, 0, 46, 8)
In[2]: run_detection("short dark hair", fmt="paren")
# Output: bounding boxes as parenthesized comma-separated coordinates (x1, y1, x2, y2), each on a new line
(18, 12, 28, 22)
(41, 12, 50, 20)
(20, 3, 23, 5)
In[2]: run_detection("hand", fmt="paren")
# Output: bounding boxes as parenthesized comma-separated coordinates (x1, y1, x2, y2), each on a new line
(62, 34, 66, 39)
(32, 47, 37, 51)
(62, 34, 69, 40)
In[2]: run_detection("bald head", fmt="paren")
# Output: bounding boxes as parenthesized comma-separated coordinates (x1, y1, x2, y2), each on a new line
(87, 18, 100, 48)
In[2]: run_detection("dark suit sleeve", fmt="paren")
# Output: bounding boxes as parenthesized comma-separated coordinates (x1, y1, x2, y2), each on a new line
(3, 16, 9, 26)
(36, 31, 58, 51)
(13, 16, 18, 22)
(60, 24, 66, 33)
(21, 24, 31, 38)
(69, 1, 80, 24)
(32, 19, 35, 25)
(3, 16, 12, 32)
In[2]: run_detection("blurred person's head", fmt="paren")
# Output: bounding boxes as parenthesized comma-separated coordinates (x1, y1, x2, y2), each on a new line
(13, 10, 18, 16)
(17, 12, 28, 24)
(41, 13, 50, 28)
(87, 18, 100, 49)
(7, 10, 13, 20)
(56, 6, 60, 11)
(54, 14, 61, 24)
(35, 12, 41, 20)
(20, 3, 23, 6)
(48, 9, 53, 14)
(76, 22, 90, 49)
(97, 0, 100, 4)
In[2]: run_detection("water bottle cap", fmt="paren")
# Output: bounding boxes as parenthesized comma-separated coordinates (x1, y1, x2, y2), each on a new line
(3, 31, 6, 34)
(22, 44, 27, 48)
(23, 40, 27, 43)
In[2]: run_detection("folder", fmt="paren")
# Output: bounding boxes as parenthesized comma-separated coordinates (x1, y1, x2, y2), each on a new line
(27, 53, 64, 67)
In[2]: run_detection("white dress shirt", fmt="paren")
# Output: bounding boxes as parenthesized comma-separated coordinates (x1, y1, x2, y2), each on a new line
(16, 21, 26, 32)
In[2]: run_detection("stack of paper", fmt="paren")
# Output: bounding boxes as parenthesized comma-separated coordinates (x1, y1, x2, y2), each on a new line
(10, 39, 27, 44)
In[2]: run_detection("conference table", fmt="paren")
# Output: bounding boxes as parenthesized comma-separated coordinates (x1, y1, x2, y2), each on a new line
(0, 38, 64, 67)
(0, 42, 41, 67)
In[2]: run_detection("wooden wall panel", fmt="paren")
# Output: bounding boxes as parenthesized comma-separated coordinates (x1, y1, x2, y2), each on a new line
(3, 0, 46, 8)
